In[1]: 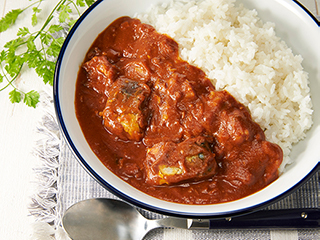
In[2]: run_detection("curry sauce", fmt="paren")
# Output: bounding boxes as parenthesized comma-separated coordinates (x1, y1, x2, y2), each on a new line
(75, 17, 283, 204)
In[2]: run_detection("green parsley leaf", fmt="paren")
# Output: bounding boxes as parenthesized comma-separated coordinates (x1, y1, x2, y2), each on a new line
(9, 89, 22, 103)
(0, 9, 23, 33)
(4, 53, 23, 78)
(1, 0, 96, 108)
(27, 36, 36, 51)
(33, 7, 41, 14)
(76, 0, 86, 7)
(34, 59, 55, 85)
(48, 24, 63, 34)
(40, 32, 53, 45)
(31, 7, 41, 26)
(0, 50, 6, 62)
(46, 37, 64, 57)
(25, 50, 43, 69)
(17, 27, 30, 36)
(85, 0, 95, 7)
(59, 5, 72, 22)
(24, 90, 40, 108)
(31, 13, 38, 26)
(4, 37, 24, 50)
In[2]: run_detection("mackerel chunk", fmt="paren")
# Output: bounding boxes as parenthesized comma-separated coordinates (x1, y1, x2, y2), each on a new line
(145, 136, 217, 185)
(82, 55, 116, 95)
(100, 77, 150, 141)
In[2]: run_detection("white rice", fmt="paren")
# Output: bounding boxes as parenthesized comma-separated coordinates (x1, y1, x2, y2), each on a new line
(136, 0, 313, 172)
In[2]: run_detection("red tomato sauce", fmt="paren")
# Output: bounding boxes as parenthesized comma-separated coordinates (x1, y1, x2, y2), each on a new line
(75, 17, 283, 204)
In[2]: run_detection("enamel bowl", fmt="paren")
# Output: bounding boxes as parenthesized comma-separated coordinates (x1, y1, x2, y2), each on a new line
(54, 0, 320, 218)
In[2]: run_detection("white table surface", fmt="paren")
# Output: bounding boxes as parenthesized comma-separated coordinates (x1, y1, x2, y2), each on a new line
(0, 0, 319, 239)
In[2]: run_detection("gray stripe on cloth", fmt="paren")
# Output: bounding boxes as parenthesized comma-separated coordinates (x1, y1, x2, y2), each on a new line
(57, 138, 319, 240)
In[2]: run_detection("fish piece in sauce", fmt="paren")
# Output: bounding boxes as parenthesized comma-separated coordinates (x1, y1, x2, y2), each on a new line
(82, 55, 117, 95)
(145, 136, 217, 185)
(100, 77, 150, 141)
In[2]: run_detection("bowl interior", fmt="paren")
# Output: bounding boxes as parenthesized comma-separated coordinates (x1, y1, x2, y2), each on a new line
(54, 0, 320, 217)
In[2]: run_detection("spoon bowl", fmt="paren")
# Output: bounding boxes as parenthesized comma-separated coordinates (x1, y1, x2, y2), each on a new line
(62, 198, 320, 240)
(62, 199, 151, 240)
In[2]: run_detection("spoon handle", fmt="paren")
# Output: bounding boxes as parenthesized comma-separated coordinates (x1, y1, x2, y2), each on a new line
(189, 208, 320, 229)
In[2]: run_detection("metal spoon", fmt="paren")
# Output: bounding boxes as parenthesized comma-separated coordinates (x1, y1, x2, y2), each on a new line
(62, 198, 319, 240)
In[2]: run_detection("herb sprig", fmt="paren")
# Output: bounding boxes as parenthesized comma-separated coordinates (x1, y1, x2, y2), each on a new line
(0, 0, 95, 108)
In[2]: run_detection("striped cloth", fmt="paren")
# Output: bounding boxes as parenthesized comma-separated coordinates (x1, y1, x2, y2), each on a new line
(56, 138, 319, 240)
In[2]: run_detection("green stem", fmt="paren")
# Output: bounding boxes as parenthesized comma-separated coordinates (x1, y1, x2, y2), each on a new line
(21, 0, 42, 12)
(0, 0, 94, 103)
(34, 0, 67, 40)
(0, 64, 23, 91)
(2, 0, 66, 56)
(69, 0, 81, 16)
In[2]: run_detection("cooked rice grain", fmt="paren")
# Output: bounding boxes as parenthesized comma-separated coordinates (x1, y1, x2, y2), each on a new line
(136, 0, 313, 171)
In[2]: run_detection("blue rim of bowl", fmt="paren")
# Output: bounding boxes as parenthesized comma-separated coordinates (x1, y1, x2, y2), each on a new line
(293, 0, 320, 26)
(53, 0, 320, 218)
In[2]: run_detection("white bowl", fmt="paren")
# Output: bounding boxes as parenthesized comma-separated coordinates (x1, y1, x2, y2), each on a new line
(54, 0, 320, 218)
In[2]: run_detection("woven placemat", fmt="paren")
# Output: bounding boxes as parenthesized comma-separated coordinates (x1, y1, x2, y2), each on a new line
(56, 138, 319, 240)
